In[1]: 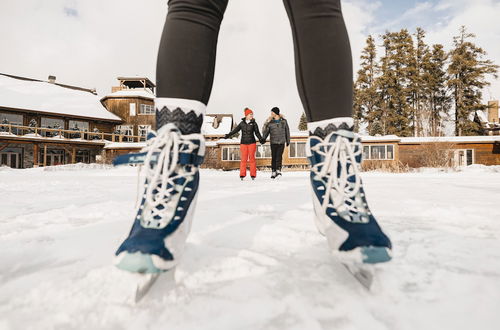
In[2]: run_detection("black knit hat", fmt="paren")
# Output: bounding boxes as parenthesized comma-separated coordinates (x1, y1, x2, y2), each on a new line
(271, 107, 280, 115)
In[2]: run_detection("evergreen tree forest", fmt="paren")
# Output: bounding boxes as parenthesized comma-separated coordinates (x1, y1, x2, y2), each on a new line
(353, 26, 498, 136)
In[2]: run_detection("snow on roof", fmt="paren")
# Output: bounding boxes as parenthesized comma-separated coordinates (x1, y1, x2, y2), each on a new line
(0, 74, 121, 121)
(475, 110, 489, 123)
(290, 131, 309, 137)
(400, 136, 500, 143)
(102, 89, 155, 100)
(360, 135, 401, 142)
(202, 115, 233, 135)
(104, 142, 146, 149)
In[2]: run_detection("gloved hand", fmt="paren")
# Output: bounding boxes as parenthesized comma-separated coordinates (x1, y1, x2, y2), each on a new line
(224, 134, 229, 139)
(260, 138, 266, 144)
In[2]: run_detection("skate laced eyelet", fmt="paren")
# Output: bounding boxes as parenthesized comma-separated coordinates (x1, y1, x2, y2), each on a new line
(138, 124, 199, 228)
(311, 134, 369, 223)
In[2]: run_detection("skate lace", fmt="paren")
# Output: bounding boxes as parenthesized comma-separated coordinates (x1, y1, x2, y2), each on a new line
(139, 124, 198, 225)
(311, 134, 367, 221)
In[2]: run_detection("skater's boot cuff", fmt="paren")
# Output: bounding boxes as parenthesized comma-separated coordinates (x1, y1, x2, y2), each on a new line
(156, 98, 206, 134)
(308, 117, 354, 139)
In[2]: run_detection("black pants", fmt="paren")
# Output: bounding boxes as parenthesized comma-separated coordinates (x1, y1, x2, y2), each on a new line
(271, 144, 285, 171)
(157, 0, 352, 122)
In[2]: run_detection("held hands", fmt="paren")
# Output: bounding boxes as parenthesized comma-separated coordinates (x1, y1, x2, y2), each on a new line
(260, 138, 266, 145)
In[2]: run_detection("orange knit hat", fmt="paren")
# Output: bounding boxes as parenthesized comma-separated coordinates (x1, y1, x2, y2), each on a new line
(244, 108, 253, 116)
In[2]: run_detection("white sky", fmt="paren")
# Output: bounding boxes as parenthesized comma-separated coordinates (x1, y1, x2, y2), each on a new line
(0, 0, 498, 129)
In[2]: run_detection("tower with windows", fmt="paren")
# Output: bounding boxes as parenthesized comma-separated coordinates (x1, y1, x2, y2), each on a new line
(100, 77, 156, 141)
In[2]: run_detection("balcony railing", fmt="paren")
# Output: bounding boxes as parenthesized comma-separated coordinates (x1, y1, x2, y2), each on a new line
(0, 123, 144, 143)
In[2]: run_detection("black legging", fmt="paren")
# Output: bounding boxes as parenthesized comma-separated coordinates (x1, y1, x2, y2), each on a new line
(157, 0, 352, 123)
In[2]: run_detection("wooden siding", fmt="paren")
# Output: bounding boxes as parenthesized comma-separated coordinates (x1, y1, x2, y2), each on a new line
(398, 142, 500, 167)
(101, 98, 155, 135)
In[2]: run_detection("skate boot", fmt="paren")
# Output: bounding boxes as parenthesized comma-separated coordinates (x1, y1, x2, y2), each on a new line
(307, 118, 392, 264)
(271, 171, 277, 179)
(114, 99, 205, 273)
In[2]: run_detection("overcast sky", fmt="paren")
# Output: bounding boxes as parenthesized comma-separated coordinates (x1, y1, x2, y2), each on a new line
(0, 0, 499, 129)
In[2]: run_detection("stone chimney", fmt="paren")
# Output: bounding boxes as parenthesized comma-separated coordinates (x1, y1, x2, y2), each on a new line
(48, 75, 56, 84)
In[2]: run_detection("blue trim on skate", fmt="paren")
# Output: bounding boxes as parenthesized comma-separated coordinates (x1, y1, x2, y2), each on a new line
(115, 252, 165, 274)
(115, 172, 200, 261)
(113, 152, 204, 167)
(308, 134, 392, 253)
(361, 246, 392, 264)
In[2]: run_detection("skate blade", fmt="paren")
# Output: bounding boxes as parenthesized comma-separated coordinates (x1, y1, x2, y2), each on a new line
(342, 263, 374, 290)
(135, 273, 160, 303)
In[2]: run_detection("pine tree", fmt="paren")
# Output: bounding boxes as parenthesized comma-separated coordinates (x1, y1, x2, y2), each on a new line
(423, 44, 451, 136)
(298, 112, 307, 131)
(448, 26, 498, 136)
(410, 27, 430, 136)
(354, 35, 380, 134)
(376, 30, 414, 136)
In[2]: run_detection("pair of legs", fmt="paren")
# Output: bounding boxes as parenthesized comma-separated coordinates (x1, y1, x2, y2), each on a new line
(156, 0, 353, 124)
(114, 0, 391, 274)
(240, 143, 257, 178)
(270, 144, 285, 172)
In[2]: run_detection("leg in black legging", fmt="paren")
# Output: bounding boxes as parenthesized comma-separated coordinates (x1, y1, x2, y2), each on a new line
(157, 0, 228, 103)
(155, 0, 228, 133)
(282, 0, 353, 123)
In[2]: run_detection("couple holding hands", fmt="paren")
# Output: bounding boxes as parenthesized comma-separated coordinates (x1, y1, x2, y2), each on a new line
(224, 107, 290, 180)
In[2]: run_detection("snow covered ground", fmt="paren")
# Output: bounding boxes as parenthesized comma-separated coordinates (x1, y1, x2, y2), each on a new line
(1, 166, 499, 330)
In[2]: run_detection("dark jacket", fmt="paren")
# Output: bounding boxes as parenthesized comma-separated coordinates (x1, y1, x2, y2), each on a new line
(262, 117, 290, 145)
(225, 118, 263, 145)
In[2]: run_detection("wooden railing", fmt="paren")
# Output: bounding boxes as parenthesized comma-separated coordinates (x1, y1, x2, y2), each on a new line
(0, 123, 144, 143)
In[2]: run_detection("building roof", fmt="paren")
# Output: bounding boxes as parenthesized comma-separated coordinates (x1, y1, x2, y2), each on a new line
(104, 142, 146, 149)
(399, 136, 500, 143)
(0, 73, 122, 122)
(117, 77, 155, 89)
(102, 89, 155, 100)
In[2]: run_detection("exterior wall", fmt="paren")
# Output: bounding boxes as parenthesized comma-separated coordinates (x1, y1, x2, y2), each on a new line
(213, 138, 310, 171)
(101, 97, 155, 135)
(0, 108, 118, 133)
(0, 142, 33, 168)
(398, 142, 500, 167)
(103, 148, 140, 164)
(0, 139, 102, 168)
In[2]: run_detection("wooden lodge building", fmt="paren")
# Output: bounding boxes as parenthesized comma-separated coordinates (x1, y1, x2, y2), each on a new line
(0, 74, 153, 168)
(1, 72, 499, 169)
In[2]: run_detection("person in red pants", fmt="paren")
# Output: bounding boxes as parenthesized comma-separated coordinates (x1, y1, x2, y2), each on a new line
(225, 108, 264, 180)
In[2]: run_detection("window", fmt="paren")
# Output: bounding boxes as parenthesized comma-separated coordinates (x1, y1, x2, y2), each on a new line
(222, 146, 241, 161)
(139, 104, 155, 115)
(289, 141, 306, 158)
(371, 146, 386, 159)
(453, 149, 474, 167)
(41, 117, 64, 128)
(256, 145, 271, 158)
(362, 145, 395, 160)
(41, 117, 64, 137)
(0, 147, 23, 169)
(76, 150, 90, 163)
(0, 112, 23, 125)
(116, 125, 134, 142)
(69, 120, 89, 131)
(116, 125, 133, 135)
(130, 103, 136, 116)
(138, 125, 151, 141)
